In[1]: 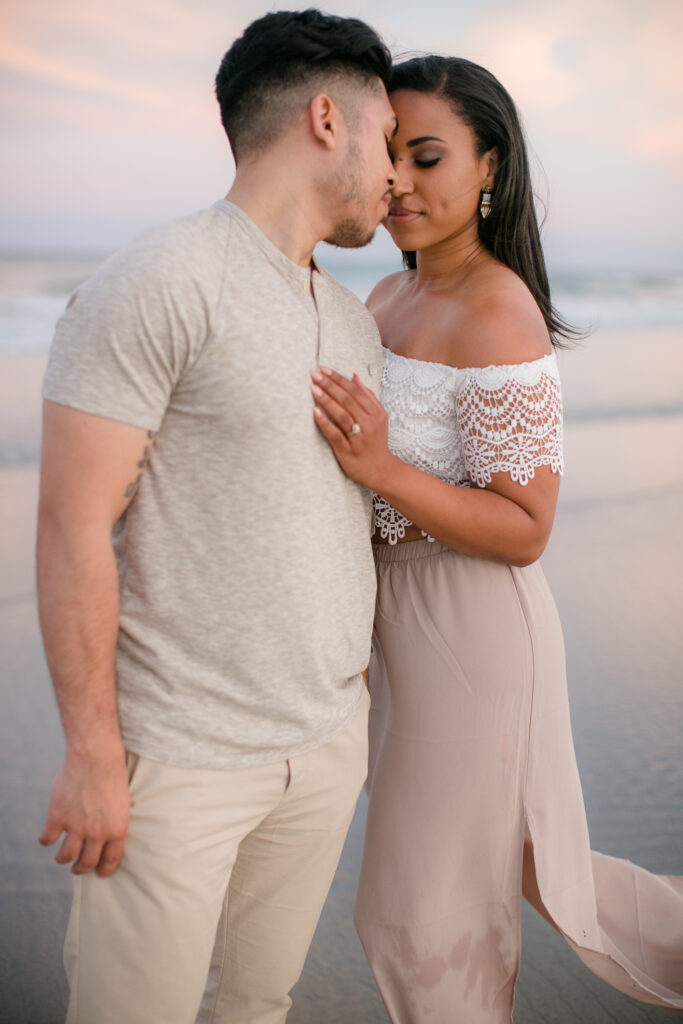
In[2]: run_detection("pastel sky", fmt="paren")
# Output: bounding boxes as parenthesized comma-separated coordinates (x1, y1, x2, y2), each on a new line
(1, 0, 682, 269)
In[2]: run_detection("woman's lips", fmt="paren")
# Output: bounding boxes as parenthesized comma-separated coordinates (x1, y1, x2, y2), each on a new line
(388, 208, 423, 224)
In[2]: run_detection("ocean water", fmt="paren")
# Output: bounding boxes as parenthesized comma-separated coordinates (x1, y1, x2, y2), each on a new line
(1, 251, 681, 1022)
(2, 250, 683, 359)
(1, 249, 682, 464)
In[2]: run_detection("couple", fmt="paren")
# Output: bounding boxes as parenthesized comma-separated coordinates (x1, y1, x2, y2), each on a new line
(37, 8, 682, 1023)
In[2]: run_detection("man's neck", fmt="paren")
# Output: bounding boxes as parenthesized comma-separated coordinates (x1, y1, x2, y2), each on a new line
(226, 157, 324, 269)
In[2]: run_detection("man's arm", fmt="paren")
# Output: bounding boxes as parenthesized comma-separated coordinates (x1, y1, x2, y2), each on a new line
(37, 399, 156, 878)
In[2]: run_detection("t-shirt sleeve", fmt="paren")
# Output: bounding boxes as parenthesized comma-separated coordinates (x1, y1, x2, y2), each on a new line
(42, 232, 211, 431)
(456, 356, 564, 488)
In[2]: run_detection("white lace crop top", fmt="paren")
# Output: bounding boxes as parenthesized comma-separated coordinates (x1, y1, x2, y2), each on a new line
(373, 348, 564, 544)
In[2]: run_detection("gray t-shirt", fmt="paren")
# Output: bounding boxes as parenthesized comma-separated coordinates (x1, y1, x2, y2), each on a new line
(42, 200, 384, 769)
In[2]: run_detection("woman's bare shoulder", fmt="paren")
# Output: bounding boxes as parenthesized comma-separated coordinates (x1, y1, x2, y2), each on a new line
(454, 263, 552, 368)
(366, 270, 412, 315)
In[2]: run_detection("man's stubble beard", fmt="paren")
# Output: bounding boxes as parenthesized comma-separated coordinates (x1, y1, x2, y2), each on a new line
(326, 218, 376, 249)
(324, 138, 377, 250)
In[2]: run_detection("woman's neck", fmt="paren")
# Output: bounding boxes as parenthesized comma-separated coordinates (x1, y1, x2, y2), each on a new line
(415, 231, 491, 291)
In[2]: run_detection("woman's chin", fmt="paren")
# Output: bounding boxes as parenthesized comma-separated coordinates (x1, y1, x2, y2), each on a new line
(381, 221, 400, 247)
(383, 221, 417, 251)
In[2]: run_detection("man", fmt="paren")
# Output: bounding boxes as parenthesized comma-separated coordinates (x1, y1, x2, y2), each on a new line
(37, 9, 396, 1022)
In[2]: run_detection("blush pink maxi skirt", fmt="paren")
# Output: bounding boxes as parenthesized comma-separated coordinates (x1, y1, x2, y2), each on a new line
(355, 539, 683, 1023)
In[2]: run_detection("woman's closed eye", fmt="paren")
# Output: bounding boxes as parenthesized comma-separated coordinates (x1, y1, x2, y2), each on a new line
(414, 155, 441, 168)
(388, 145, 443, 169)
(410, 147, 443, 168)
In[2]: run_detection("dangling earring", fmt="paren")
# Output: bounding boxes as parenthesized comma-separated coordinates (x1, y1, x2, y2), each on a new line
(480, 184, 494, 219)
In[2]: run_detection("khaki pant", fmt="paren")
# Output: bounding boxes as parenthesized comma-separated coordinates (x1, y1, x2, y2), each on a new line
(64, 690, 369, 1024)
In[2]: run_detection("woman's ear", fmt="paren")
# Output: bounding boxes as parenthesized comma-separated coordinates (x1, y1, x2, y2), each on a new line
(482, 146, 499, 186)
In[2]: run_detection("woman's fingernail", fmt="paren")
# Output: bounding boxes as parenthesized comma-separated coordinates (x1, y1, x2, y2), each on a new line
(312, 385, 324, 398)
(310, 370, 322, 382)
(320, 366, 332, 375)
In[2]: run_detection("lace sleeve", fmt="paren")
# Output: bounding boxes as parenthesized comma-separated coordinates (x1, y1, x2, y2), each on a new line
(456, 355, 563, 488)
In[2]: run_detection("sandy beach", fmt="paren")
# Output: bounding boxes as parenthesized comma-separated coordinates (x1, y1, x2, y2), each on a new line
(1, 326, 681, 1022)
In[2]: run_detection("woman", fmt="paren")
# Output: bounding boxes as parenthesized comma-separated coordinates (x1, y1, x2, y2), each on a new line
(310, 56, 683, 1022)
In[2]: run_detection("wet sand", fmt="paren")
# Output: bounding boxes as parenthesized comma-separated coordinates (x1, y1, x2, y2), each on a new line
(1, 339, 681, 1023)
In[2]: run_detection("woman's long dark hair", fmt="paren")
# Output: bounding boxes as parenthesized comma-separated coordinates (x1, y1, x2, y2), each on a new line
(389, 56, 579, 346)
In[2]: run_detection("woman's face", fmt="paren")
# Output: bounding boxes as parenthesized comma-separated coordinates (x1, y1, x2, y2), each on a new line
(385, 89, 497, 253)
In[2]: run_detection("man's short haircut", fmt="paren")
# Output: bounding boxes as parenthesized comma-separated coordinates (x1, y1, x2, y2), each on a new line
(215, 8, 392, 163)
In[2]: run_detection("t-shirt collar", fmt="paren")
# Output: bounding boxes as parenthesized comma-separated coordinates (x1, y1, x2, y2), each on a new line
(216, 199, 321, 286)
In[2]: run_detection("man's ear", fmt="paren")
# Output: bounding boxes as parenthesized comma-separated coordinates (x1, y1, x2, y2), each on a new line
(309, 93, 342, 150)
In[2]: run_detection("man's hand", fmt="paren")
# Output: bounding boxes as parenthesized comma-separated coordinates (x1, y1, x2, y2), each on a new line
(39, 746, 130, 878)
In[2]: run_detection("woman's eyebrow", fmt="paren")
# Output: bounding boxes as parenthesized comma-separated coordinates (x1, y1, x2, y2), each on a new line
(406, 135, 446, 147)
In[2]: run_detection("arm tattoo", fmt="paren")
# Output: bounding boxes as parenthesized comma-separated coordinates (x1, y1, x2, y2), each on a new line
(123, 431, 156, 499)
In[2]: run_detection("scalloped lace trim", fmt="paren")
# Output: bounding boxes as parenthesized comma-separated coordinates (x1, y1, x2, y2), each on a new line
(372, 495, 435, 545)
(373, 350, 563, 544)
(456, 357, 563, 487)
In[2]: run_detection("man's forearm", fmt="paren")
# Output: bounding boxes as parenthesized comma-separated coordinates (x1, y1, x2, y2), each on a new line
(36, 513, 123, 756)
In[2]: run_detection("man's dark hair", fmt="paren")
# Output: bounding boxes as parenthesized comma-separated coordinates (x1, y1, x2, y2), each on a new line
(215, 9, 392, 163)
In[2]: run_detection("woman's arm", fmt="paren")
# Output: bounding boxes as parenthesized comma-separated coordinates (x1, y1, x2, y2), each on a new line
(311, 368, 560, 567)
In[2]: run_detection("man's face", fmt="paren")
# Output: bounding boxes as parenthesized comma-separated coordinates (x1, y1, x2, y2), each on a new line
(325, 87, 397, 249)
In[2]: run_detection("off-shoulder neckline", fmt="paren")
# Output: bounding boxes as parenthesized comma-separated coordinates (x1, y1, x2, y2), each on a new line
(383, 347, 557, 375)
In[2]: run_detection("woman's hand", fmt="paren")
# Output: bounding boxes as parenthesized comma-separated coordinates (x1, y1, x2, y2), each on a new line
(311, 367, 395, 490)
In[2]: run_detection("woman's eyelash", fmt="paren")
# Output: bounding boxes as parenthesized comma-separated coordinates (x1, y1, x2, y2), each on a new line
(415, 157, 440, 168)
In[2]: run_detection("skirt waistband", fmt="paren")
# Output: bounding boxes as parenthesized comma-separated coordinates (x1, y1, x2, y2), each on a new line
(372, 538, 452, 564)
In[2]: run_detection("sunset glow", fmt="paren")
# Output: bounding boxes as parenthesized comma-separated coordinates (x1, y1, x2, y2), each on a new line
(1, 0, 681, 267)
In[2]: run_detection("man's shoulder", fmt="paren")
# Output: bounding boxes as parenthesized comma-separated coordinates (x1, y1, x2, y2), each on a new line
(122, 201, 235, 270)
(78, 202, 235, 305)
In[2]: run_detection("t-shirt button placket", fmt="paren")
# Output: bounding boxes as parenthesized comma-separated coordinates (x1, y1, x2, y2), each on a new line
(319, 320, 330, 363)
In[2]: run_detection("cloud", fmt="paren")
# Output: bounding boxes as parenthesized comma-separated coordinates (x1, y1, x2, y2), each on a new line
(2, 37, 172, 109)
(635, 118, 683, 162)
(0, 0, 245, 123)
(0, 0, 247, 155)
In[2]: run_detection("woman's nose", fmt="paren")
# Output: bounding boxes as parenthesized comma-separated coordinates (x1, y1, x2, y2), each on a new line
(391, 163, 413, 196)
